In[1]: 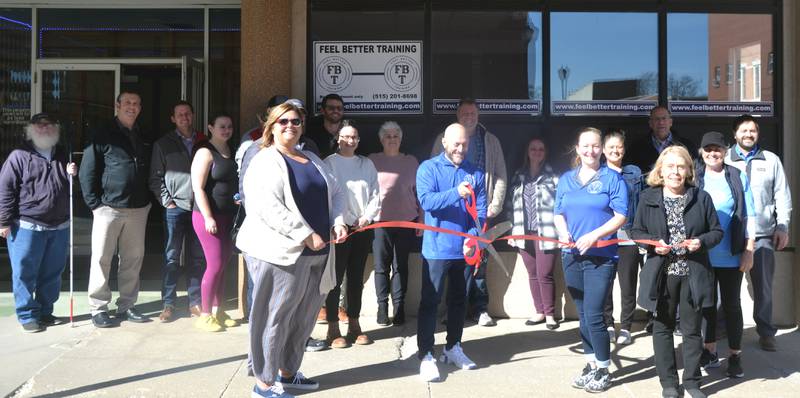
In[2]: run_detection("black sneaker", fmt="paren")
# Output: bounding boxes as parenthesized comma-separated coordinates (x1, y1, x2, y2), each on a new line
(726, 353, 744, 378)
(39, 314, 65, 326)
(662, 386, 681, 398)
(584, 367, 612, 393)
(571, 363, 595, 389)
(21, 321, 44, 333)
(700, 349, 720, 369)
(275, 371, 319, 390)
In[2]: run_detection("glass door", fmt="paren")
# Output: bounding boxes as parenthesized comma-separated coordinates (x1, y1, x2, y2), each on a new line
(35, 63, 120, 157)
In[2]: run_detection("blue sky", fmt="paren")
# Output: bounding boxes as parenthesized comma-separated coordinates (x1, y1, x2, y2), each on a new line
(547, 12, 708, 97)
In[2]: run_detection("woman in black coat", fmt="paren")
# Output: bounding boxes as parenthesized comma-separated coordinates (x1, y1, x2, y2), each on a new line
(630, 145, 723, 398)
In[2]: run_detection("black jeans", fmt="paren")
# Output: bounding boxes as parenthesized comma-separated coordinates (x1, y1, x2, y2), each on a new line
(417, 258, 467, 359)
(325, 229, 373, 322)
(653, 275, 703, 390)
(372, 227, 415, 312)
(702, 267, 744, 350)
(604, 245, 643, 331)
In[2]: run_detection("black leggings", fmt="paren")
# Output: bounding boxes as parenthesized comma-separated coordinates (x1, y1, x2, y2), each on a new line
(604, 245, 643, 331)
(702, 267, 744, 350)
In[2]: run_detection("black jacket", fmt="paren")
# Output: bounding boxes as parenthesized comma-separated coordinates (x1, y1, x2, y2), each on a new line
(628, 130, 698, 173)
(79, 118, 151, 210)
(631, 186, 723, 313)
(695, 161, 747, 255)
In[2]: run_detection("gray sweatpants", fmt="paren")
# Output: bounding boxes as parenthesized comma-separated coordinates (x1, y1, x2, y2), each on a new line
(246, 253, 326, 384)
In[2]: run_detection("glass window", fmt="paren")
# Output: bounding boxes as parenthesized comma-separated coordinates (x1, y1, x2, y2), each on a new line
(1, 8, 32, 162)
(38, 9, 204, 58)
(668, 13, 773, 115)
(310, 10, 424, 114)
(209, 8, 241, 131)
(550, 12, 657, 115)
(432, 11, 542, 114)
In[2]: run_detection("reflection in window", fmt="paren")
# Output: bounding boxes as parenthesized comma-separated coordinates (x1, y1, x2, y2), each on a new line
(38, 9, 204, 58)
(668, 13, 772, 102)
(210, 9, 241, 130)
(1, 8, 32, 162)
(550, 12, 657, 101)
(432, 11, 542, 101)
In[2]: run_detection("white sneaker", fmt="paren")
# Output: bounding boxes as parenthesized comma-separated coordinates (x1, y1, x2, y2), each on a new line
(440, 343, 477, 370)
(419, 353, 440, 382)
(477, 312, 496, 327)
(607, 326, 616, 342)
(616, 329, 632, 345)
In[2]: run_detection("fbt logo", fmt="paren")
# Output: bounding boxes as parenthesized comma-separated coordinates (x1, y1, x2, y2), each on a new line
(384, 55, 420, 92)
(317, 56, 353, 92)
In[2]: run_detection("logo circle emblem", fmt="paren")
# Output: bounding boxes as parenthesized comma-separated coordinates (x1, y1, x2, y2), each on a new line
(587, 180, 603, 194)
(317, 56, 353, 93)
(384, 55, 420, 92)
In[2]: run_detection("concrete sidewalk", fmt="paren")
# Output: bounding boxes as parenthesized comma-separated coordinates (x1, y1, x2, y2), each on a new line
(2, 292, 799, 398)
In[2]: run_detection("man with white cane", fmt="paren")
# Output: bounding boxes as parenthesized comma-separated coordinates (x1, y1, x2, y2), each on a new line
(0, 113, 77, 333)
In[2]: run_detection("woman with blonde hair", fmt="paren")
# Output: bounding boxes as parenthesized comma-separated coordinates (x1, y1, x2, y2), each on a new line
(554, 127, 628, 393)
(237, 102, 347, 398)
(632, 145, 722, 398)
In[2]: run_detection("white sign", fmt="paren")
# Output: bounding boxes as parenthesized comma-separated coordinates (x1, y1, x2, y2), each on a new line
(313, 41, 423, 115)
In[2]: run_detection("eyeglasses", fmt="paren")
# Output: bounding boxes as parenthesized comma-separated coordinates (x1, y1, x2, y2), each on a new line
(277, 118, 302, 127)
(339, 135, 360, 142)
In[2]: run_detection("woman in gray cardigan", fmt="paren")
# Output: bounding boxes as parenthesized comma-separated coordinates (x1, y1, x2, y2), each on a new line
(237, 102, 346, 398)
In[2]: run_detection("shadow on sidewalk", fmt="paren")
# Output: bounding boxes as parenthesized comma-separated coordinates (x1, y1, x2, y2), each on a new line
(30, 354, 247, 398)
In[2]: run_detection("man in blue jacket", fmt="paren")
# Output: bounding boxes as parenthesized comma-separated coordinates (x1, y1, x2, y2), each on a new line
(416, 123, 486, 382)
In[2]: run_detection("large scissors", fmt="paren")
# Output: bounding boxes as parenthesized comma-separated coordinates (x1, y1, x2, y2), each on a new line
(463, 184, 513, 277)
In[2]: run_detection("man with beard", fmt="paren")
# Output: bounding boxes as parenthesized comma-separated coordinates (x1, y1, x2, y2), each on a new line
(416, 123, 486, 381)
(724, 114, 792, 352)
(431, 98, 507, 327)
(306, 94, 345, 158)
(80, 91, 152, 328)
(0, 113, 77, 333)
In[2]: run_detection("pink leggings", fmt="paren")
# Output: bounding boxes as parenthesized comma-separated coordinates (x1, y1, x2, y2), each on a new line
(192, 211, 234, 313)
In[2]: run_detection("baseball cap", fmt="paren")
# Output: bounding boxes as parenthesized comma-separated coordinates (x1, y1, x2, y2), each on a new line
(30, 113, 55, 124)
(701, 131, 727, 149)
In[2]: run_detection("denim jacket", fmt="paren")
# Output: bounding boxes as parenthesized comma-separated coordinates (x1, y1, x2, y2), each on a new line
(618, 164, 643, 232)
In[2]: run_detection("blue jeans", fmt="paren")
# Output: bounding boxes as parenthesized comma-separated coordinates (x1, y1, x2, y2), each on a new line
(464, 253, 489, 314)
(163, 207, 205, 308)
(417, 258, 467, 359)
(7, 224, 68, 324)
(562, 251, 616, 367)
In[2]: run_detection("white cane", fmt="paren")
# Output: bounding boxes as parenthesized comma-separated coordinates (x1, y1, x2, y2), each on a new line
(68, 152, 74, 327)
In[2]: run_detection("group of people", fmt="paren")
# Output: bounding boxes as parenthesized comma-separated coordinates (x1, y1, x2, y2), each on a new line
(0, 92, 792, 398)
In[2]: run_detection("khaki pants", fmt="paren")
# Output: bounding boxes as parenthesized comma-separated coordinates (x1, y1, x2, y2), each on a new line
(88, 204, 151, 314)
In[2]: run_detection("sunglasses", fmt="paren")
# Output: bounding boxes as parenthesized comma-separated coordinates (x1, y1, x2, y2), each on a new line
(277, 118, 302, 127)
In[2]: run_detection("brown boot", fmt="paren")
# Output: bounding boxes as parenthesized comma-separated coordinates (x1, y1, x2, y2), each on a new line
(327, 322, 349, 349)
(347, 318, 372, 345)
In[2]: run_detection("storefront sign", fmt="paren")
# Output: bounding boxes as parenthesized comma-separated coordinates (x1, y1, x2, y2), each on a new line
(433, 99, 541, 115)
(551, 100, 657, 115)
(313, 41, 422, 115)
(1, 107, 30, 125)
(669, 101, 774, 116)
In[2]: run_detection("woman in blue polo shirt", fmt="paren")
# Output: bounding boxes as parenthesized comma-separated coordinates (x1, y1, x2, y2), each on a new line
(554, 127, 628, 393)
